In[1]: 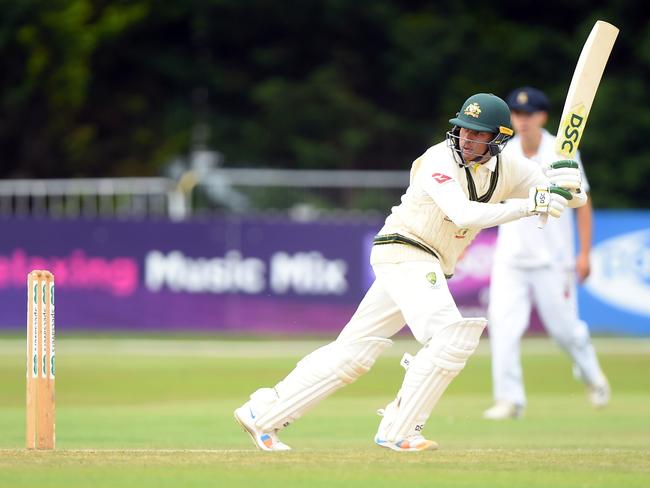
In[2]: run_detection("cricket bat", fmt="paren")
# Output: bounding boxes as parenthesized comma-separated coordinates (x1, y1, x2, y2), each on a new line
(538, 20, 619, 228)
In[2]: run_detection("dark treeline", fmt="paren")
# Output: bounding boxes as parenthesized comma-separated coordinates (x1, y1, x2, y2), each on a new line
(1, 1, 648, 207)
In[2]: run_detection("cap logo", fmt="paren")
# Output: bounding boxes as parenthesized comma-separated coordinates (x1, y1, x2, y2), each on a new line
(463, 103, 481, 118)
(516, 91, 528, 105)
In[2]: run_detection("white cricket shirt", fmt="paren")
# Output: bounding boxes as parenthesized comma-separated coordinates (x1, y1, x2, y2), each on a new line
(371, 140, 550, 276)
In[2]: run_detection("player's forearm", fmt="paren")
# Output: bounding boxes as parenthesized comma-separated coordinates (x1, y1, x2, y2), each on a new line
(576, 195, 593, 255)
(443, 199, 531, 229)
(427, 177, 532, 229)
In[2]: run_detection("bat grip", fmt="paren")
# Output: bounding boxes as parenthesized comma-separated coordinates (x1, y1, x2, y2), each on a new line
(537, 213, 549, 229)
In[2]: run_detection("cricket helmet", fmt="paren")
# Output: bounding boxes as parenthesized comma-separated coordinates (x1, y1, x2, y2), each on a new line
(446, 93, 514, 162)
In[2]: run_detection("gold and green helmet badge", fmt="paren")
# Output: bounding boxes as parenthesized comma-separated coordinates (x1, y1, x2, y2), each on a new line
(463, 103, 482, 118)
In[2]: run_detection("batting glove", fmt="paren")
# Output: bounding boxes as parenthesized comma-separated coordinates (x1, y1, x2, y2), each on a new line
(545, 159, 582, 191)
(528, 185, 573, 218)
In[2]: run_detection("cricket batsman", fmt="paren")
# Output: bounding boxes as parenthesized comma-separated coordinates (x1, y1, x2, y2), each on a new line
(234, 93, 587, 452)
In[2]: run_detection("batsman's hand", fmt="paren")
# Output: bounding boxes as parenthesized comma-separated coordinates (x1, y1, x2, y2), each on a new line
(545, 159, 582, 192)
(527, 185, 573, 218)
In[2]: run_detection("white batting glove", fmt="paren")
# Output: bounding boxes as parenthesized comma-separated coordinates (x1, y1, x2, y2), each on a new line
(527, 185, 573, 218)
(545, 159, 582, 192)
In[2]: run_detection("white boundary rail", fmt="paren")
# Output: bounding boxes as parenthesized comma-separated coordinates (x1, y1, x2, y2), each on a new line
(0, 178, 187, 220)
(0, 169, 410, 219)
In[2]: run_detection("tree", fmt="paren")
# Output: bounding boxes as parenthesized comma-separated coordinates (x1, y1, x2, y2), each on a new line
(0, 1, 647, 207)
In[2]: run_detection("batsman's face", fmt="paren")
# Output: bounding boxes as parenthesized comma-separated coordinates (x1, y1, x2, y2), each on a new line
(459, 128, 493, 163)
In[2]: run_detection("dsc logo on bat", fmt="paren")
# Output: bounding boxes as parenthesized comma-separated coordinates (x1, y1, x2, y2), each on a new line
(556, 104, 586, 158)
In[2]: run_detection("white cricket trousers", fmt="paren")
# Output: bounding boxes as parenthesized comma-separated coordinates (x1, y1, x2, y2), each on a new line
(487, 263, 605, 406)
(248, 259, 472, 434)
(339, 260, 463, 344)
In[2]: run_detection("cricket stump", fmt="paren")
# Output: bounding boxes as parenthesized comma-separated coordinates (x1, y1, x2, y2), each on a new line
(26, 270, 56, 450)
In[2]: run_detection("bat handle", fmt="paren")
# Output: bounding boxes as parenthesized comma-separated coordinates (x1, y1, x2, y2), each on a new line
(537, 213, 548, 229)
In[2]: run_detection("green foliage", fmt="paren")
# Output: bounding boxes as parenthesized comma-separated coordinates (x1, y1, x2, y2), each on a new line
(242, 67, 400, 170)
(0, 0, 151, 176)
(0, 1, 647, 207)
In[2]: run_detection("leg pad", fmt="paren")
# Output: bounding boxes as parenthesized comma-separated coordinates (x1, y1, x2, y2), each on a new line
(252, 337, 392, 431)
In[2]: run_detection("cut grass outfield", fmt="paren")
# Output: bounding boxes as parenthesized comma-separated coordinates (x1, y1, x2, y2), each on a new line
(0, 336, 649, 487)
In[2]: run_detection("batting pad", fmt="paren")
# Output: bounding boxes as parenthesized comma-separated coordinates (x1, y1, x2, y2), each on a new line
(382, 318, 487, 442)
(252, 337, 392, 432)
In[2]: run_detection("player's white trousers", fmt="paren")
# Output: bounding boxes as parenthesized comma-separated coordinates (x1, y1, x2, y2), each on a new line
(249, 260, 471, 432)
(339, 261, 464, 345)
(487, 263, 605, 406)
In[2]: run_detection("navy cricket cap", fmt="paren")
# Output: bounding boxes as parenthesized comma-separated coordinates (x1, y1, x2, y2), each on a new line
(505, 87, 550, 113)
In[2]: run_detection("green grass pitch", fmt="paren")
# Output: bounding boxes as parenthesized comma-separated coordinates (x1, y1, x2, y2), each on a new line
(0, 335, 648, 487)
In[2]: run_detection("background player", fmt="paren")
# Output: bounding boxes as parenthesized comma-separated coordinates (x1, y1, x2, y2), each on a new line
(484, 87, 610, 420)
(234, 93, 586, 452)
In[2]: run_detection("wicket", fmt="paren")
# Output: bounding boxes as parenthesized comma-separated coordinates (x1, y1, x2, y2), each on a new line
(26, 270, 56, 450)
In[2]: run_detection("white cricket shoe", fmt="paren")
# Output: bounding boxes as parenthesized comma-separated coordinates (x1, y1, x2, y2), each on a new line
(587, 378, 611, 408)
(374, 404, 438, 452)
(375, 435, 438, 452)
(572, 365, 611, 408)
(483, 401, 524, 420)
(234, 402, 291, 451)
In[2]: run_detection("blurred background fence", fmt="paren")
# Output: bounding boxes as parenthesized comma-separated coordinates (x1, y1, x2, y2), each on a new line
(0, 167, 409, 220)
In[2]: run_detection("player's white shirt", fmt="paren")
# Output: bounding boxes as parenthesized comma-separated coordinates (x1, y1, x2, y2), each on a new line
(493, 129, 590, 269)
(371, 140, 549, 276)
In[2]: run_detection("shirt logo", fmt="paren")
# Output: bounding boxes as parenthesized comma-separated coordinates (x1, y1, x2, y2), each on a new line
(464, 103, 481, 118)
(426, 272, 438, 288)
(432, 172, 452, 184)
